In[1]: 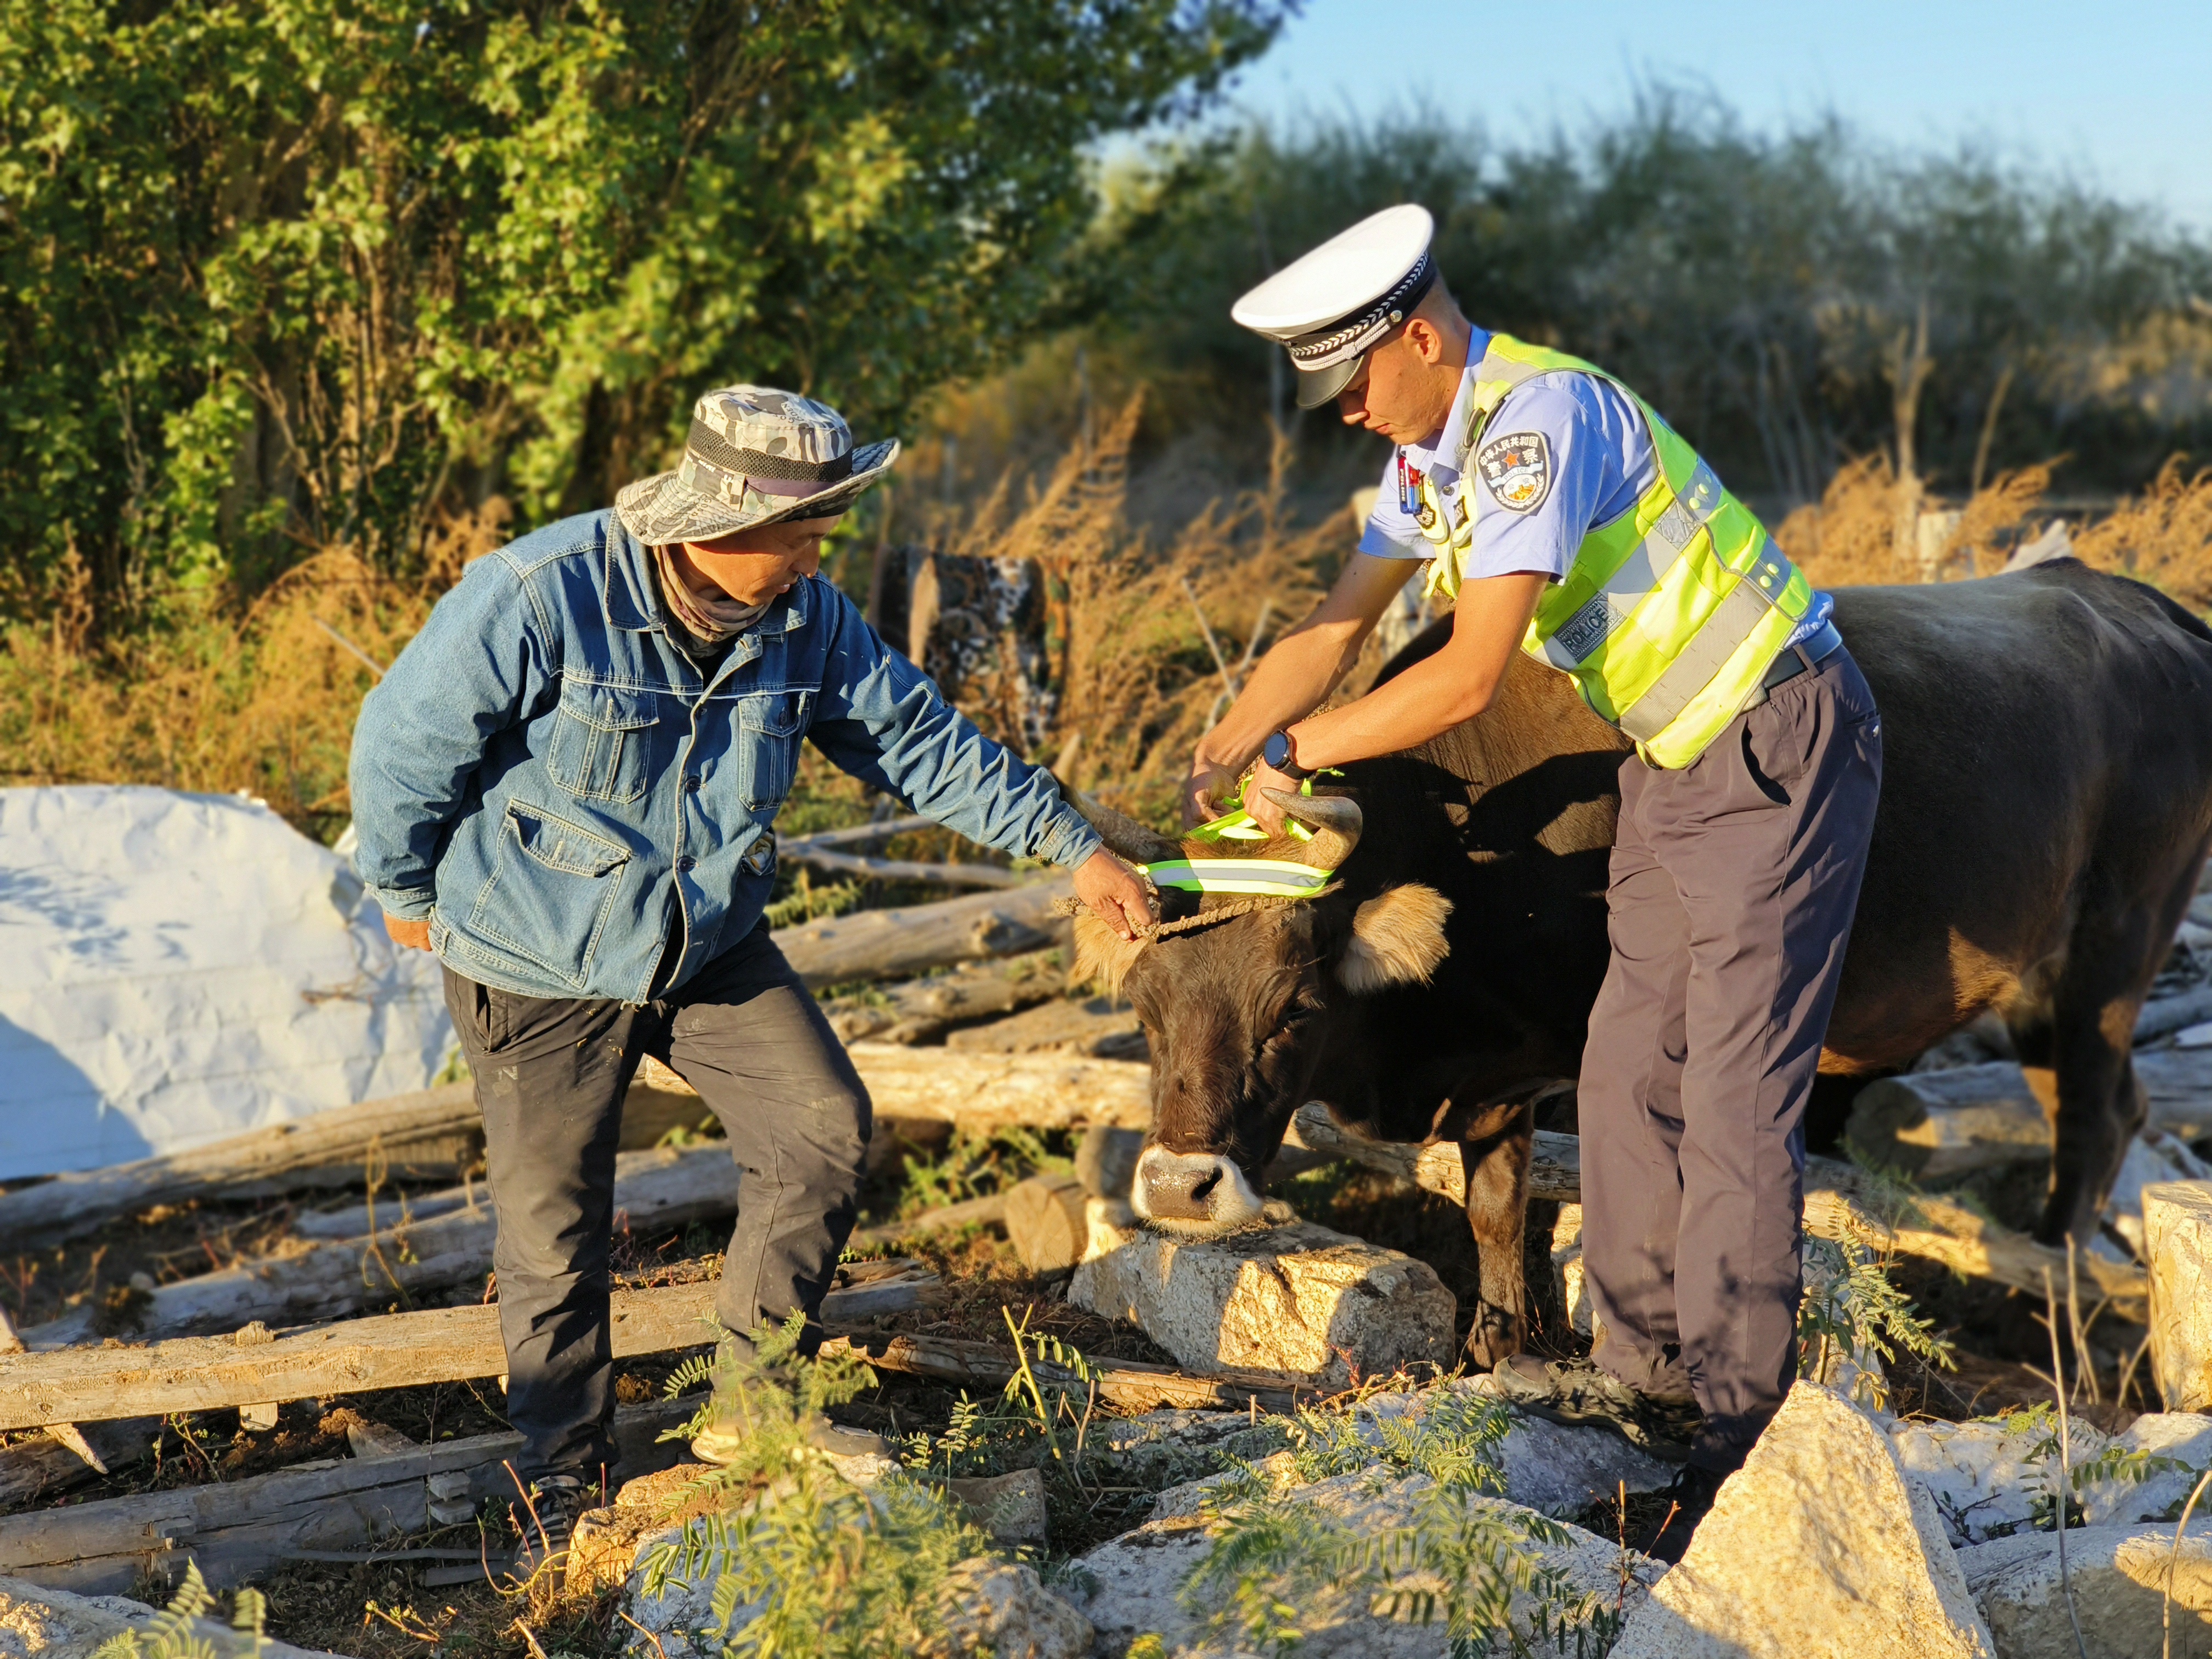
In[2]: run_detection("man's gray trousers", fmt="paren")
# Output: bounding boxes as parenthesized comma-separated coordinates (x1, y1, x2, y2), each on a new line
(1579, 644, 1883, 1472)
(441, 921, 869, 1483)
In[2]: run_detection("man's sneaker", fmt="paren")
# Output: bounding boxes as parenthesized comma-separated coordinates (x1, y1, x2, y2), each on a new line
(514, 1474, 589, 1589)
(1489, 1354, 1701, 1461)
(1633, 1463, 1728, 1563)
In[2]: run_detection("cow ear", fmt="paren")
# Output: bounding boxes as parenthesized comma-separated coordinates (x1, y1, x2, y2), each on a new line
(1072, 910, 1147, 996)
(1338, 884, 1453, 994)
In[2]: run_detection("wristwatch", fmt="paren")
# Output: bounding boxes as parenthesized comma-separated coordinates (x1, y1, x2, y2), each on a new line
(1262, 729, 1313, 782)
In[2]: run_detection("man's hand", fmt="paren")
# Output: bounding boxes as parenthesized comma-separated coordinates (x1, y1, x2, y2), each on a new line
(1245, 752, 1303, 837)
(1072, 849, 1155, 942)
(1181, 754, 1241, 827)
(383, 913, 433, 953)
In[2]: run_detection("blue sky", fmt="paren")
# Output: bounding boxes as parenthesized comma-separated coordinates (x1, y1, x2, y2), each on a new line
(1217, 0, 2212, 231)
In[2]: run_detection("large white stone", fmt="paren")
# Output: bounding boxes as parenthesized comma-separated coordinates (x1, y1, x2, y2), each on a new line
(1073, 1464, 1661, 1657)
(930, 1559, 1093, 1659)
(1069, 1207, 1455, 1387)
(1959, 1523, 2212, 1658)
(1365, 1379, 1677, 1517)
(1611, 1382, 1996, 1659)
(0, 1576, 340, 1659)
(2145, 1180, 2212, 1409)
(1889, 1414, 2111, 1549)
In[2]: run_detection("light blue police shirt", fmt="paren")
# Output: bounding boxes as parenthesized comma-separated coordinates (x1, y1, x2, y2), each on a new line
(1359, 329, 1832, 648)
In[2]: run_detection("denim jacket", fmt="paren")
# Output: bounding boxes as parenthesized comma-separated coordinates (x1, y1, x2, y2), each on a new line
(348, 509, 1100, 1002)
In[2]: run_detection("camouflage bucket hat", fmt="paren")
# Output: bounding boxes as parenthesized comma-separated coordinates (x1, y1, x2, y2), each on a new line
(613, 385, 899, 545)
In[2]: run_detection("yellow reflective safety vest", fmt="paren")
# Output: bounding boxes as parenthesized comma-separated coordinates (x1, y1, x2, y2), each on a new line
(1417, 335, 1814, 770)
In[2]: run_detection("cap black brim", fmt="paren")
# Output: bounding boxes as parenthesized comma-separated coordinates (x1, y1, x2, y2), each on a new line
(1293, 354, 1362, 410)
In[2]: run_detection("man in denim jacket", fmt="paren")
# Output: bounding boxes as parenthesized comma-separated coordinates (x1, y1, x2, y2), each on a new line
(349, 386, 1150, 1570)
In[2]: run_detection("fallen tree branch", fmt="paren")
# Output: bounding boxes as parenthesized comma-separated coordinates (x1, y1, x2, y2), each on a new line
(772, 877, 1073, 988)
(0, 1267, 940, 1431)
(817, 1329, 1302, 1414)
(782, 814, 935, 852)
(780, 845, 1027, 889)
(1281, 1103, 2146, 1305)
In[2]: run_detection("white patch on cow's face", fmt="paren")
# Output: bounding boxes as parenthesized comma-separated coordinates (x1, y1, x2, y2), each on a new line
(1072, 909, 1149, 996)
(1130, 1148, 1265, 1235)
(1336, 883, 1453, 994)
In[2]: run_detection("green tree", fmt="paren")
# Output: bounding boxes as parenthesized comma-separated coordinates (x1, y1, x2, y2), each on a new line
(0, 0, 1284, 622)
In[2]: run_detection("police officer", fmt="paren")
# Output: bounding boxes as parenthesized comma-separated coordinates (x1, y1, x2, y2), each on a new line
(1192, 206, 1882, 1558)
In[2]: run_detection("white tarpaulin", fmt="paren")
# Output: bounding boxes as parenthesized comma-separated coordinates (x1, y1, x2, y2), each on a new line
(0, 786, 453, 1178)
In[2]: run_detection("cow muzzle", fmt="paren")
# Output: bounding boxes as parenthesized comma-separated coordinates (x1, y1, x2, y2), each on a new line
(1131, 1148, 1265, 1235)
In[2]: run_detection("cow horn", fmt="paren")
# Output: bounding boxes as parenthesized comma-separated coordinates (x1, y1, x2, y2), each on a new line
(1262, 789, 1363, 873)
(1059, 780, 1181, 865)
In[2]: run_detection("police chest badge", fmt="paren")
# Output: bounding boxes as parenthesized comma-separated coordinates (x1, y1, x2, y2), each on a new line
(1477, 432, 1553, 514)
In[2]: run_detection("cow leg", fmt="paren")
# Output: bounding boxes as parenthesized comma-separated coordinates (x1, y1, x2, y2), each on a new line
(2041, 895, 2180, 1245)
(1458, 1099, 1535, 1368)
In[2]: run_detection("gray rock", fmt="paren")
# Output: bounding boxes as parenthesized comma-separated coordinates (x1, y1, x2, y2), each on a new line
(0, 1576, 340, 1659)
(932, 1558, 1092, 1658)
(1959, 1522, 2212, 1658)
(1889, 1414, 2101, 1549)
(1074, 1465, 1657, 1657)
(944, 1468, 1049, 1547)
(1069, 1210, 1455, 1387)
(1611, 1382, 1996, 1658)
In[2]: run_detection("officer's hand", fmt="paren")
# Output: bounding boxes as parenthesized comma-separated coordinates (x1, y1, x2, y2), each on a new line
(383, 914, 433, 953)
(1182, 753, 1239, 827)
(1072, 850, 1154, 943)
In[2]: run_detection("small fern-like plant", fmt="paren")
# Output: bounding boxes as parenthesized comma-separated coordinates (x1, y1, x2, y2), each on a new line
(1179, 1386, 1624, 1658)
(1799, 1234, 1956, 1408)
(91, 1563, 264, 1659)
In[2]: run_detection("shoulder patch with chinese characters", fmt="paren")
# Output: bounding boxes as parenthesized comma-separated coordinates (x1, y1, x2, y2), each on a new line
(1476, 431, 1553, 514)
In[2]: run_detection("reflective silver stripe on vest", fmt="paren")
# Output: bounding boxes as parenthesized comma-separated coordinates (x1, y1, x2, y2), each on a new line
(1615, 577, 1780, 744)
(1538, 459, 1730, 671)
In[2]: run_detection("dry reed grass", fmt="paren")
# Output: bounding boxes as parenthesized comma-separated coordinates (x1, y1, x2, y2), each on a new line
(1776, 452, 2212, 605)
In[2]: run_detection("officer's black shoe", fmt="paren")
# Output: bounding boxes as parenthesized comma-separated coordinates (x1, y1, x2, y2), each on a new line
(1489, 1353, 1701, 1462)
(1633, 1462, 1729, 1564)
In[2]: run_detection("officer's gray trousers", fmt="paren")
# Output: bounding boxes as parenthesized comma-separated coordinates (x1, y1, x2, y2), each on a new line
(441, 922, 870, 1484)
(1580, 645, 1882, 1472)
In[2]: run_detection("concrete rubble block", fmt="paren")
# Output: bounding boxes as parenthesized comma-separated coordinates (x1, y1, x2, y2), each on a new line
(2101, 1131, 2212, 1263)
(1002, 1173, 1090, 1273)
(943, 1468, 1049, 1547)
(1074, 1465, 1662, 1657)
(1611, 1382, 1997, 1659)
(2145, 1180, 2212, 1409)
(0, 1573, 342, 1659)
(928, 1558, 1092, 1659)
(1549, 1203, 1594, 1338)
(1958, 1522, 2212, 1658)
(1889, 1414, 2111, 1549)
(1069, 1209, 1455, 1388)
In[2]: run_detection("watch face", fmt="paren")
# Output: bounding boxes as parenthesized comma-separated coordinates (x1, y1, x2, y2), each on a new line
(1264, 732, 1290, 770)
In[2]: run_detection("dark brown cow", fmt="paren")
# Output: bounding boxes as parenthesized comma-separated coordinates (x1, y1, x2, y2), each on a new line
(1071, 561, 2212, 1365)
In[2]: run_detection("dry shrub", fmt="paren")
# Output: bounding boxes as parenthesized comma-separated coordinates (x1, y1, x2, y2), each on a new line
(2074, 456, 2212, 612)
(1947, 461, 2058, 576)
(0, 500, 509, 840)
(1774, 455, 1908, 588)
(939, 395, 1338, 822)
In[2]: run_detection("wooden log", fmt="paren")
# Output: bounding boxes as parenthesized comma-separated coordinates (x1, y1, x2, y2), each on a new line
(0, 1084, 482, 1252)
(21, 1143, 751, 1350)
(1002, 1174, 1088, 1272)
(818, 1329, 1304, 1414)
(0, 1398, 697, 1596)
(637, 1047, 1152, 1136)
(1844, 1063, 2051, 1180)
(2133, 1047, 2212, 1133)
(781, 845, 1027, 889)
(0, 1267, 940, 1431)
(846, 1193, 1007, 1251)
(784, 814, 934, 851)
(771, 877, 1072, 989)
(1283, 1103, 2147, 1305)
(2138, 985, 2212, 1044)
(820, 950, 1064, 1046)
(0, 1418, 160, 1508)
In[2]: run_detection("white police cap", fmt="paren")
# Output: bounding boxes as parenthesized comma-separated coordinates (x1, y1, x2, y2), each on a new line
(1231, 205, 1437, 409)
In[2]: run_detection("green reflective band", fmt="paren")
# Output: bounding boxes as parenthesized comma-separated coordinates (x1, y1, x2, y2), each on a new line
(1139, 857, 1334, 896)
(1181, 769, 1344, 846)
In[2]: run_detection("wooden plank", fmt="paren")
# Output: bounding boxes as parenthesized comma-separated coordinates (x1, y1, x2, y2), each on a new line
(819, 1329, 1304, 1414)
(771, 877, 1073, 989)
(0, 1269, 940, 1431)
(1282, 1103, 2146, 1305)
(0, 1084, 482, 1251)
(0, 1400, 697, 1596)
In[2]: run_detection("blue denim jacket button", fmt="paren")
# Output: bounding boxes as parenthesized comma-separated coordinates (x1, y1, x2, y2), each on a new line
(676, 855, 696, 873)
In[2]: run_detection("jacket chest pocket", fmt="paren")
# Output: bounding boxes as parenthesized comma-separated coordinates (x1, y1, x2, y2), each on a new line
(735, 689, 813, 810)
(544, 686, 660, 804)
